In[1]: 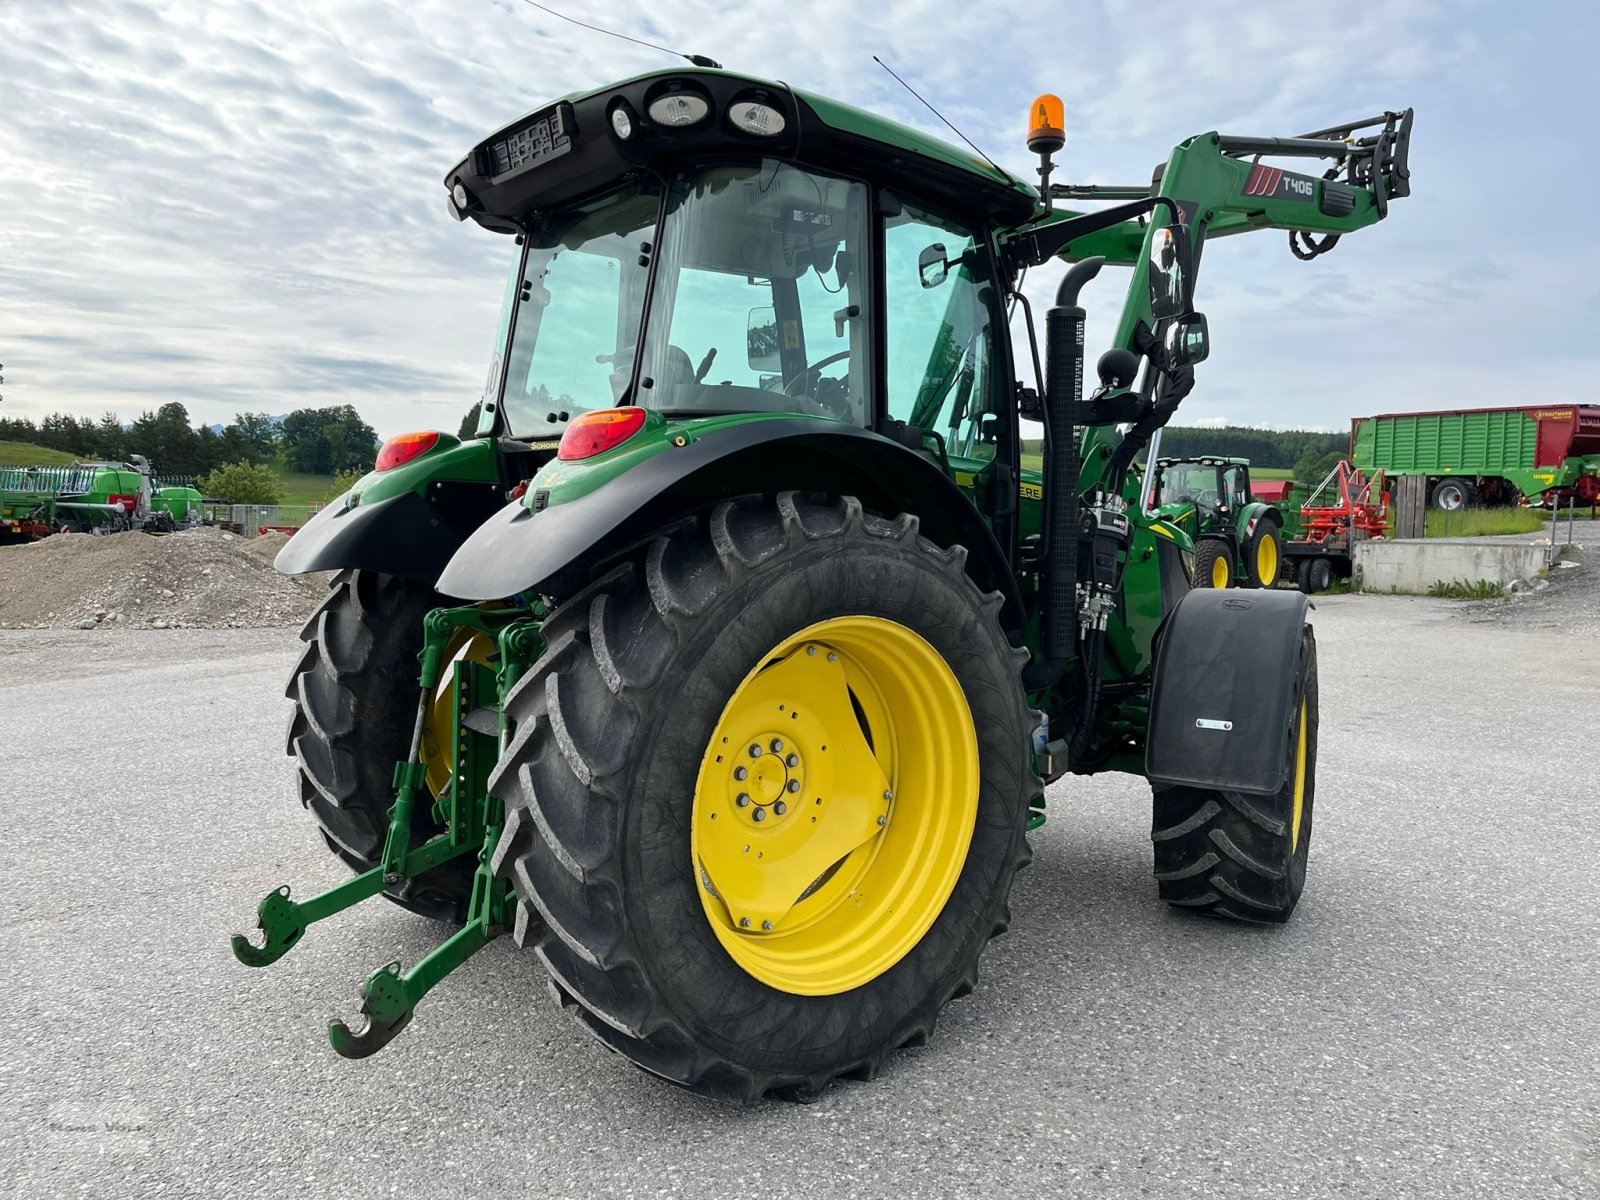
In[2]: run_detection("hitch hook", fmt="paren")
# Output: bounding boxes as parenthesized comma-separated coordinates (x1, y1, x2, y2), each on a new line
(231, 885, 304, 967)
(327, 961, 414, 1059)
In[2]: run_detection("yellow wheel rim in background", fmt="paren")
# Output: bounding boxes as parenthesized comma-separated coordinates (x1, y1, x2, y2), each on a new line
(1290, 700, 1308, 849)
(1257, 532, 1279, 586)
(421, 629, 496, 800)
(690, 616, 980, 996)
(1211, 554, 1232, 588)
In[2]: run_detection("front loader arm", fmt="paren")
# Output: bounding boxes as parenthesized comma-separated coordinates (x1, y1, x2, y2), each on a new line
(1005, 109, 1413, 497)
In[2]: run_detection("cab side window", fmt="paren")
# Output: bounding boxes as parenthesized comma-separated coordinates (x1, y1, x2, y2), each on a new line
(883, 205, 1001, 460)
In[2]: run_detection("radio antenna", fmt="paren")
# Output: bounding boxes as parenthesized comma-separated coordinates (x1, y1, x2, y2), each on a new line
(516, 0, 720, 68)
(872, 55, 1004, 175)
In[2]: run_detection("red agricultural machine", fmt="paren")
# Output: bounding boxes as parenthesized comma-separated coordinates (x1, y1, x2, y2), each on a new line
(1283, 461, 1388, 593)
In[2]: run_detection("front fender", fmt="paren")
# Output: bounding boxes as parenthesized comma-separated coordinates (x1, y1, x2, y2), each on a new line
(436, 420, 1024, 631)
(1145, 588, 1311, 795)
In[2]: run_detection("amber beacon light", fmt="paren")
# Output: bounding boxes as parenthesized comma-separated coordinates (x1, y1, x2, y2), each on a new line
(1027, 94, 1066, 153)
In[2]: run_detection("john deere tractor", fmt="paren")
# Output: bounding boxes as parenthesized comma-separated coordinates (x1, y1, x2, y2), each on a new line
(235, 69, 1413, 1100)
(1148, 455, 1284, 588)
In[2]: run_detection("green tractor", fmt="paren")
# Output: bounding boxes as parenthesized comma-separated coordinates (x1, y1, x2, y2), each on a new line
(1148, 455, 1285, 588)
(236, 68, 1413, 1100)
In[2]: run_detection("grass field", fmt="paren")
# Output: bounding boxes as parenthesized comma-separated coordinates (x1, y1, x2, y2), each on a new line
(266, 466, 339, 505)
(1425, 508, 1547, 538)
(0, 441, 76, 466)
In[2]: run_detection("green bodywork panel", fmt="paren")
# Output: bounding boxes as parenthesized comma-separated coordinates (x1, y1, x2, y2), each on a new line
(344, 434, 500, 507)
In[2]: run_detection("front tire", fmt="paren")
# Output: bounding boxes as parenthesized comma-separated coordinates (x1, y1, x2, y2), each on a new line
(1149, 625, 1318, 922)
(1193, 538, 1236, 589)
(1430, 478, 1478, 511)
(490, 494, 1036, 1101)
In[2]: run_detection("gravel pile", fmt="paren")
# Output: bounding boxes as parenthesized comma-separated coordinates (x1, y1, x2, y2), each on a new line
(0, 527, 330, 629)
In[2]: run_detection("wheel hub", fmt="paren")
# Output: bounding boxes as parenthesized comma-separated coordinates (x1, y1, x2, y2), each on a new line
(690, 616, 979, 996)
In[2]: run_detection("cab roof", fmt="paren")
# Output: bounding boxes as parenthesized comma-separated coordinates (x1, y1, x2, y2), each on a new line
(445, 66, 1041, 234)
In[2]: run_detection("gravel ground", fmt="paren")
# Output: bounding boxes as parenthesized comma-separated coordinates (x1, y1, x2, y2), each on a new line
(0, 527, 328, 629)
(0, 592, 1595, 1199)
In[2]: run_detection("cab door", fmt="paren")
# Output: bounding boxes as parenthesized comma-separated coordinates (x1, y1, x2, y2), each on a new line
(881, 201, 1015, 555)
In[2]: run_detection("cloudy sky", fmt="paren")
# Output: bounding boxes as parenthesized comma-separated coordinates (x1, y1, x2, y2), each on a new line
(1, 0, 1594, 438)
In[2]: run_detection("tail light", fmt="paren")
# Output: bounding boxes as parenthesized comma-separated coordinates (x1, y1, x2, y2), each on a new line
(376, 431, 440, 472)
(558, 407, 648, 461)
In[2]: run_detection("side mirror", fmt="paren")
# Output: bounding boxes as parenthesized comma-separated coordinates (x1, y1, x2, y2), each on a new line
(1147, 222, 1191, 319)
(918, 243, 949, 289)
(746, 307, 781, 372)
(1163, 311, 1210, 368)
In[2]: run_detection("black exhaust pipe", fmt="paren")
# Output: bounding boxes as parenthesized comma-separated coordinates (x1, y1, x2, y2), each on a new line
(1022, 255, 1104, 692)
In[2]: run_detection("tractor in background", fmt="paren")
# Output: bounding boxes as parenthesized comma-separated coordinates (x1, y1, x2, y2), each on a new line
(231, 66, 1415, 1101)
(1148, 455, 1285, 588)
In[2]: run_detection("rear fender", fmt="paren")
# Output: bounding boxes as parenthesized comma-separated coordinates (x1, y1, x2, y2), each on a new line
(274, 436, 512, 586)
(436, 420, 1024, 632)
(1145, 588, 1311, 795)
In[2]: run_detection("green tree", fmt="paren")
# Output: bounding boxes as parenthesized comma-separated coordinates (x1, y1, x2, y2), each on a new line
(458, 402, 482, 440)
(197, 461, 281, 503)
(128, 402, 202, 473)
(1293, 449, 1346, 486)
(281, 405, 380, 474)
(91, 413, 128, 460)
(38, 412, 92, 454)
(221, 411, 280, 464)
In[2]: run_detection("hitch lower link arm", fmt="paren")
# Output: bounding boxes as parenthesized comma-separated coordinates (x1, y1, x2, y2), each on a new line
(231, 605, 544, 1058)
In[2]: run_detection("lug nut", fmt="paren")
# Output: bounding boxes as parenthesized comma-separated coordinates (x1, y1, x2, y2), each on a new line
(827, 652, 838, 662)
(735, 792, 751, 808)
(774, 801, 787, 816)
(786, 779, 801, 793)
(749, 743, 763, 758)
(734, 766, 748, 781)
(740, 917, 751, 928)
(752, 808, 767, 822)
(785, 753, 799, 767)
(762, 920, 773, 931)
(807, 645, 818, 655)
(770, 738, 784, 754)
(883, 789, 894, 800)
(878, 815, 888, 826)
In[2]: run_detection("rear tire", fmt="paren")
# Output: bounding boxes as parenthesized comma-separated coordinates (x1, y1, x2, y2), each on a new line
(285, 569, 475, 922)
(1297, 557, 1333, 594)
(1150, 625, 1318, 922)
(1193, 538, 1236, 589)
(1245, 518, 1282, 589)
(490, 494, 1036, 1102)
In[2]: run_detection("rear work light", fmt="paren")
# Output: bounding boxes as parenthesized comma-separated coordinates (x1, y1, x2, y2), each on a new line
(557, 407, 648, 461)
(375, 431, 440, 472)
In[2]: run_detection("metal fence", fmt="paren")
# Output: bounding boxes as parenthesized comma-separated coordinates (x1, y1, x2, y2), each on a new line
(201, 502, 324, 537)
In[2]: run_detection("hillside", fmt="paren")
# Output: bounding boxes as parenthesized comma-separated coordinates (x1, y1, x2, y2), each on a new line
(0, 441, 78, 466)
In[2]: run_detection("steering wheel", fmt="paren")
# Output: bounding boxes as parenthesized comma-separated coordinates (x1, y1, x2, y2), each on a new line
(782, 350, 851, 398)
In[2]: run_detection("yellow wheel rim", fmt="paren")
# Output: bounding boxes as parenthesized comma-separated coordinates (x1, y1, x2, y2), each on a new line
(1211, 554, 1231, 588)
(1257, 532, 1279, 586)
(691, 616, 979, 996)
(1290, 700, 1308, 849)
(421, 629, 496, 800)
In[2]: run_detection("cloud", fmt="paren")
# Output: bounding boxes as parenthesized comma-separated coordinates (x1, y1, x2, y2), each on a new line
(0, 0, 1591, 440)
